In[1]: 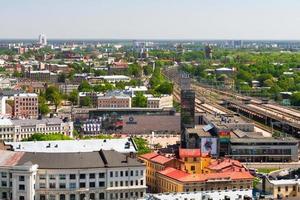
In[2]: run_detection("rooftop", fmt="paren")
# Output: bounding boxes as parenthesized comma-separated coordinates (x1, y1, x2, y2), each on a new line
(14, 93, 38, 97)
(5, 138, 137, 153)
(179, 148, 201, 158)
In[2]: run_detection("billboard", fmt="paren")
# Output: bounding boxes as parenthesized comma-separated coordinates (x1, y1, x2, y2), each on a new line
(201, 138, 218, 155)
(219, 131, 231, 143)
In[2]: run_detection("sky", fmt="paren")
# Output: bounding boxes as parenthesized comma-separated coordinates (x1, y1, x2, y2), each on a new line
(1, 0, 300, 40)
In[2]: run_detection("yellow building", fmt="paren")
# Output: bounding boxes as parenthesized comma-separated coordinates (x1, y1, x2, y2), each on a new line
(264, 177, 300, 199)
(178, 148, 211, 174)
(156, 167, 253, 193)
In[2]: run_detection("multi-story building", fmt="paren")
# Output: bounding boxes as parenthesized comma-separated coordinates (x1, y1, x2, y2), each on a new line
(25, 70, 58, 82)
(13, 93, 38, 119)
(0, 149, 146, 200)
(147, 95, 173, 109)
(79, 92, 103, 107)
(59, 84, 79, 95)
(0, 118, 73, 142)
(139, 149, 254, 194)
(97, 92, 131, 108)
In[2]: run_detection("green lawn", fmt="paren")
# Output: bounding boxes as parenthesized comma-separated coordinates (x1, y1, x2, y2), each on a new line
(256, 168, 279, 174)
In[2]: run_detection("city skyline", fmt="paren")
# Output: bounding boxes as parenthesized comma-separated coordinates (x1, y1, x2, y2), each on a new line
(1, 0, 300, 40)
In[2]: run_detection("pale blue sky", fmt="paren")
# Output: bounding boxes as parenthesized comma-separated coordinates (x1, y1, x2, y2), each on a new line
(1, 0, 300, 40)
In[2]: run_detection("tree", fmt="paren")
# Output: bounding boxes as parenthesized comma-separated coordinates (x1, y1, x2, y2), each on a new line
(45, 86, 62, 112)
(52, 92, 62, 112)
(58, 73, 67, 83)
(78, 80, 93, 92)
(80, 96, 92, 107)
(133, 137, 151, 155)
(132, 92, 147, 107)
(38, 95, 50, 115)
(68, 90, 79, 105)
(291, 92, 300, 106)
(155, 81, 173, 94)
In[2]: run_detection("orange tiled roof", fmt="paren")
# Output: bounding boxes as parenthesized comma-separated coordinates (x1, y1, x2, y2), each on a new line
(151, 155, 173, 165)
(179, 148, 201, 158)
(208, 159, 244, 172)
(158, 167, 253, 183)
(139, 152, 158, 160)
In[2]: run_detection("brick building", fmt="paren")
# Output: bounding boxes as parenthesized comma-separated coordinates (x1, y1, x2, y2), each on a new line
(14, 93, 38, 119)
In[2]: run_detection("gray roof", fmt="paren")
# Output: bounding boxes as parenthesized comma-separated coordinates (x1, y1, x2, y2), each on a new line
(16, 150, 143, 169)
(230, 137, 298, 144)
(12, 118, 64, 126)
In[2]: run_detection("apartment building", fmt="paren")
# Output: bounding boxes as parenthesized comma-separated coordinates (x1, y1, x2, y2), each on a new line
(97, 92, 131, 108)
(59, 84, 79, 95)
(13, 93, 38, 119)
(147, 95, 173, 109)
(0, 149, 146, 200)
(0, 118, 73, 142)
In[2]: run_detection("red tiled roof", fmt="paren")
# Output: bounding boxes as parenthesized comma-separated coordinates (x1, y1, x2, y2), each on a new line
(179, 148, 201, 158)
(158, 167, 253, 183)
(151, 155, 173, 165)
(139, 152, 158, 160)
(208, 159, 244, 172)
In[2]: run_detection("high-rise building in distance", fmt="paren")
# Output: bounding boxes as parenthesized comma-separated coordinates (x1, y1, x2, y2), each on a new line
(180, 74, 195, 148)
(38, 34, 47, 46)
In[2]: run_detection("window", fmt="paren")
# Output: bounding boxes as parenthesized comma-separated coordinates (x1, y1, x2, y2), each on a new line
(79, 182, 86, 188)
(120, 171, 123, 177)
(89, 173, 95, 179)
(125, 181, 128, 186)
(140, 192, 144, 197)
(140, 180, 144, 185)
(193, 157, 197, 162)
(19, 184, 25, 190)
(130, 181, 133, 186)
(59, 183, 66, 189)
(191, 166, 195, 171)
(135, 170, 139, 176)
(125, 171, 128, 176)
(2, 192, 7, 199)
(120, 193, 123, 199)
(19, 176, 25, 182)
(69, 182, 76, 189)
(79, 174, 86, 179)
(19, 196, 25, 200)
(140, 170, 144, 176)
(49, 175, 56, 180)
(115, 171, 118, 177)
(99, 181, 105, 187)
(285, 186, 289, 191)
(39, 183, 46, 188)
(110, 171, 113, 177)
(125, 193, 128, 198)
(60, 194, 66, 200)
(89, 182, 95, 188)
(293, 185, 296, 191)
(110, 182, 113, 187)
(80, 194, 85, 200)
(130, 170, 133, 176)
(39, 174, 46, 180)
(90, 193, 95, 200)
(49, 183, 56, 189)
(99, 173, 105, 178)
(59, 174, 66, 180)
(115, 181, 118, 187)
(120, 181, 123, 186)
(1, 172, 7, 178)
(99, 193, 105, 200)
(135, 180, 138, 186)
(69, 174, 76, 180)
(1, 181, 7, 187)
(70, 194, 76, 200)
(49, 195, 55, 200)
(40, 195, 46, 200)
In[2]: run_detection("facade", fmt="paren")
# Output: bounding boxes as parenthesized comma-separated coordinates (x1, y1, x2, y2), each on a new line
(25, 70, 58, 82)
(0, 149, 146, 200)
(264, 177, 300, 199)
(0, 118, 73, 142)
(38, 34, 47, 46)
(79, 92, 102, 107)
(13, 93, 38, 119)
(139, 150, 253, 194)
(229, 138, 299, 162)
(147, 95, 173, 109)
(59, 84, 79, 95)
(97, 92, 131, 108)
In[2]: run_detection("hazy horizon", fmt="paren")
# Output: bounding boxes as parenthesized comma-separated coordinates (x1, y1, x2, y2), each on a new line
(1, 0, 300, 40)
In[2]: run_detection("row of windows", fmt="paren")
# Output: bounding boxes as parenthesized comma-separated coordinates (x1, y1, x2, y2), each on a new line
(109, 180, 144, 187)
(39, 173, 105, 180)
(40, 181, 106, 189)
(109, 170, 144, 178)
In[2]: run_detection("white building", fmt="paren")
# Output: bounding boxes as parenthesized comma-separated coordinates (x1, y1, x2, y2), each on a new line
(38, 34, 47, 46)
(146, 95, 173, 109)
(0, 118, 73, 142)
(0, 149, 146, 200)
(0, 96, 7, 116)
(146, 189, 252, 200)
(5, 138, 137, 154)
